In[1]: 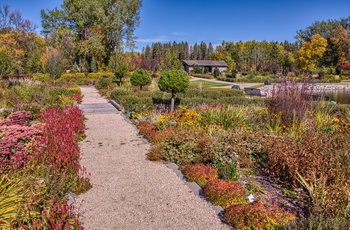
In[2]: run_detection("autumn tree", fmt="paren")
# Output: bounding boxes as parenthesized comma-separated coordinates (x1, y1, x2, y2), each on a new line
(130, 69, 151, 90)
(41, 0, 141, 71)
(158, 70, 190, 112)
(330, 25, 350, 72)
(295, 18, 348, 43)
(0, 5, 42, 74)
(297, 34, 327, 72)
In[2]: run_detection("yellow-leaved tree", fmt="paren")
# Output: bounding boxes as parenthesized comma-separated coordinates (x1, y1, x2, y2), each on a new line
(297, 34, 327, 72)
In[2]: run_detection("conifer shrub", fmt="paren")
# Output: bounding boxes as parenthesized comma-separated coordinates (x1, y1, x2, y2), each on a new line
(94, 77, 111, 90)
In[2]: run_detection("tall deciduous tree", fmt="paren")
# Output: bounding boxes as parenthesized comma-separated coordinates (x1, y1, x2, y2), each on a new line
(41, 0, 141, 71)
(158, 70, 189, 112)
(330, 25, 350, 72)
(297, 34, 327, 72)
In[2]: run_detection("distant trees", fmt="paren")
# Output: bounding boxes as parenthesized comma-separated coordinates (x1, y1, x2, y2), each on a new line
(0, 4, 43, 74)
(158, 70, 190, 112)
(296, 18, 349, 73)
(0, 3, 348, 79)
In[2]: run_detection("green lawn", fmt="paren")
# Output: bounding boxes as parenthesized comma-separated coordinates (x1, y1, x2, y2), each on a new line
(190, 80, 231, 88)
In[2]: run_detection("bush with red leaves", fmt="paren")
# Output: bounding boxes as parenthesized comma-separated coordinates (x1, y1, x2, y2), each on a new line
(36, 106, 85, 173)
(180, 164, 218, 187)
(225, 198, 295, 229)
(203, 179, 248, 209)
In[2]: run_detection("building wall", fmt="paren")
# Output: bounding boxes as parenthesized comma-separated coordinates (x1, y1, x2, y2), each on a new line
(183, 64, 226, 73)
(217, 67, 227, 72)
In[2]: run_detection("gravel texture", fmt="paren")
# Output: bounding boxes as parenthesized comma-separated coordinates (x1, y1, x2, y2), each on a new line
(75, 86, 231, 230)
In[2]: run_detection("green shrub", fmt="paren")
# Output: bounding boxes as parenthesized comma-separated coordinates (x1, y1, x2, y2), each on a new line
(33, 73, 51, 82)
(113, 95, 154, 112)
(57, 73, 86, 84)
(86, 72, 114, 81)
(180, 164, 218, 187)
(130, 69, 151, 90)
(191, 74, 214, 79)
(95, 77, 112, 90)
(203, 179, 248, 208)
(213, 68, 220, 78)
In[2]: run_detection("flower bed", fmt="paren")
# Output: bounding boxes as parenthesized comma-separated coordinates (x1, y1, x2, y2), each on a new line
(0, 106, 90, 229)
(123, 81, 350, 228)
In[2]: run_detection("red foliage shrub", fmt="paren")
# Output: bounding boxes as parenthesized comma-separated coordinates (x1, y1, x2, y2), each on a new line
(137, 121, 174, 144)
(340, 62, 350, 70)
(71, 93, 83, 104)
(40, 197, 84, 230)
(1, 110, 32, 126)
(203, 179, 248, 208)
(180, 164, 218, 187)
(36, 106, 85, 173)
(225, 198, 295, 229)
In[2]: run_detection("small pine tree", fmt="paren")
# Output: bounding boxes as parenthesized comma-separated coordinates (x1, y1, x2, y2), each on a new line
(213, 68, 220, 78)
(158, 70, 190, 112)
(115, 63, 128, 86)
(130, 69, 152, 90)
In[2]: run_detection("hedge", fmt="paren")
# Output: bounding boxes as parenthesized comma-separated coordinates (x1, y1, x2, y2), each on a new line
(110, 88, 264, 112)
(57, 73, 87, 85)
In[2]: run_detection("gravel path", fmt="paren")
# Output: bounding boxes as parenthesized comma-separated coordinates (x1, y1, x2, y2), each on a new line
(75, 86, 231, 230)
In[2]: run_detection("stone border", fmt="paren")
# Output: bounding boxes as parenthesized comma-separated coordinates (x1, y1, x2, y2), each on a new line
(108, 100, 124, 112)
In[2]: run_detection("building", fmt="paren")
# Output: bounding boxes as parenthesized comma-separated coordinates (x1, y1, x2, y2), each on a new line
(183, 60, 228, 73)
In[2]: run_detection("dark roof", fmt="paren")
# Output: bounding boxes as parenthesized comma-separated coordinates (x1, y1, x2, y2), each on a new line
(183, 60, 228, 67)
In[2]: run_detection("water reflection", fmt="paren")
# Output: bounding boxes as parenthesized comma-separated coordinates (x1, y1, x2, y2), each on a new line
(321, 90, 350, 104)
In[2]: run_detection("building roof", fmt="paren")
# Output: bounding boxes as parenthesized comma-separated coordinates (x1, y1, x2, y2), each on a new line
(183, 60, 228, 67)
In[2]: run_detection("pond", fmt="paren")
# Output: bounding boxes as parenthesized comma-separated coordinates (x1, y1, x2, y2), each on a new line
(315, 90, 350, 104)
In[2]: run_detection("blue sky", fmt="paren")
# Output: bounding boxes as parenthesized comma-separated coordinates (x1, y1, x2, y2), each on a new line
(2, 0, 350, 51)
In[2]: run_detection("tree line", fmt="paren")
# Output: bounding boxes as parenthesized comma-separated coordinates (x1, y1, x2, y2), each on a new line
(136, 17, 349, 75)
(0, 2, 349, 78)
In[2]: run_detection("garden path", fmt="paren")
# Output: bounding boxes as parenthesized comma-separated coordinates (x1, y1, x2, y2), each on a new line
(75, 86, 231, 230)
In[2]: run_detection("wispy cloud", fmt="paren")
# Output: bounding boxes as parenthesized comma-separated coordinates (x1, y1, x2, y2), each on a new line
(137, 35, 170, 43)
(172, 31, 188, 36)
